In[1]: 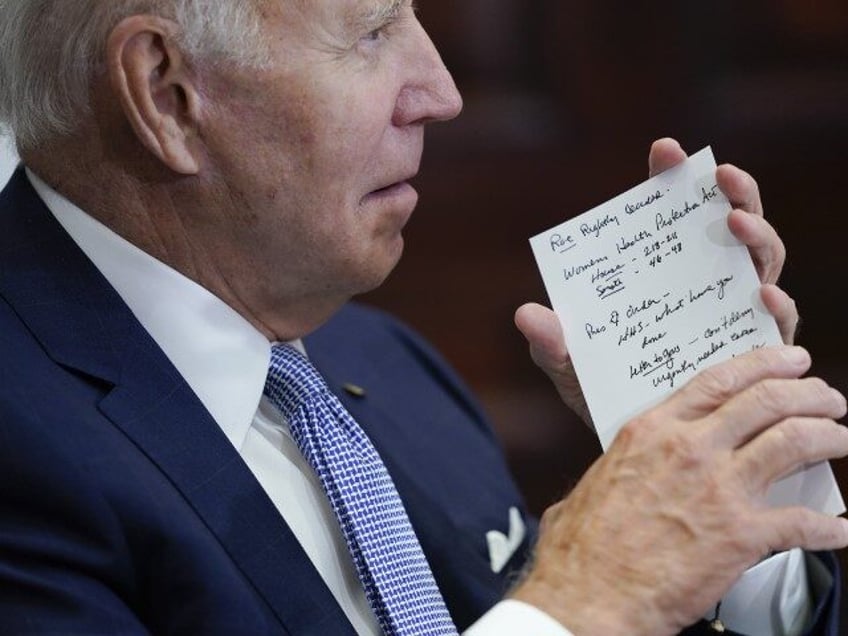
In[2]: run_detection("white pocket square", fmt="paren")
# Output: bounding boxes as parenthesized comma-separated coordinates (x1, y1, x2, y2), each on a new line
(485, 506, 526, 574)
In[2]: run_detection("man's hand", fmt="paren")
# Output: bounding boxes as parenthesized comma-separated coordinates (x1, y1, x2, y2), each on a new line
(516, 137, 799, 424)
(511, 346, 848, 636)
(649, 138, 798, 343)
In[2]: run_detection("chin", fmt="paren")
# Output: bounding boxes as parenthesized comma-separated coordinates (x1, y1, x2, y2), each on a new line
(357, 239, 405, 294)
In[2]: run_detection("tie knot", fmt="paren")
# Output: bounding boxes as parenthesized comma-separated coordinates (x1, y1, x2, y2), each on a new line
(264, 344, 328, 417)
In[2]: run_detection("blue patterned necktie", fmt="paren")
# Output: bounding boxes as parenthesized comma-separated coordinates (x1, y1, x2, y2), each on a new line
(264, 344, 457, 636)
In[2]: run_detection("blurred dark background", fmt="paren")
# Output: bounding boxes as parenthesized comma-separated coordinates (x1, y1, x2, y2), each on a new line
(361, 0, 848, 622)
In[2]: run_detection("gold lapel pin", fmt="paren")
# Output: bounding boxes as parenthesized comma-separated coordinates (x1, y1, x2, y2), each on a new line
(342, 383, 366, 398)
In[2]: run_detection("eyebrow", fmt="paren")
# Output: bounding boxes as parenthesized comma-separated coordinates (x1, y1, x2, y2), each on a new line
(353, 0, 408, 31)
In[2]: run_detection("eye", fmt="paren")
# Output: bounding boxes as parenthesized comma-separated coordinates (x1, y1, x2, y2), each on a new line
(361, 26, 386, 44)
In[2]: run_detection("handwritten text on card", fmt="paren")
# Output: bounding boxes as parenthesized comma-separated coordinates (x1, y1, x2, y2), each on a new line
(530, 147, 843, 515)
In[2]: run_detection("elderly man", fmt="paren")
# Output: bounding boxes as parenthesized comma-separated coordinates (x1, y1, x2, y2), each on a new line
(1, 1, 846, 635)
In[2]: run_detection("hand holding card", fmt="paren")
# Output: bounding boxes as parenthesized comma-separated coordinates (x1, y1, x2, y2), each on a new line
(529, 147, 844, 515)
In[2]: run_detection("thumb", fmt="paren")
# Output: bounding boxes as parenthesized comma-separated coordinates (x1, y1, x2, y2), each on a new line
(514, 302, 569, 373)
(515, 302, 592, 425)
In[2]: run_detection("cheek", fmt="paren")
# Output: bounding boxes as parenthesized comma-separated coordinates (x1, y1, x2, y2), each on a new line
(319, 100, 394, 170)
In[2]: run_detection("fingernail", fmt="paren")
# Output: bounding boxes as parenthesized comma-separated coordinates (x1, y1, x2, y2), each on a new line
(840, 518, 848, 544)
(782, 346, 809, 365)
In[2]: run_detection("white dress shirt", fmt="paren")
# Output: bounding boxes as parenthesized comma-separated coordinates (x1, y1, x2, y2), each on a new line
(28, 169, 819, 636)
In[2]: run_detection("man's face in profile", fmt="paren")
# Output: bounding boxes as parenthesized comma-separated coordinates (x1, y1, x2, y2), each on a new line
(194, 0, 461, 321)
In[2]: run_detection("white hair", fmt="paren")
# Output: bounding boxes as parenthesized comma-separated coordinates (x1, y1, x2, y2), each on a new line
(0, 0, 269, 151)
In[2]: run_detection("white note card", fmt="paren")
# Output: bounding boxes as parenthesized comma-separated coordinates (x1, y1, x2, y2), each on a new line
(530, 147, 844, 514)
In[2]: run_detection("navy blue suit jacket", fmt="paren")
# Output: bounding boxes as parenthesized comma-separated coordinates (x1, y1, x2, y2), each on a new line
(0, 168, 839, 635)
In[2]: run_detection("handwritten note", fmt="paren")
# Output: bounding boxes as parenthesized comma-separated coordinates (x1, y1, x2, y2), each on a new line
(530, 147, 844, 514)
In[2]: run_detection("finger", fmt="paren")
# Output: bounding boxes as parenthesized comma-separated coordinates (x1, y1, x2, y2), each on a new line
(661, 346, 812, 421)
(760, 284, 800, 345)
(515, 303, 593, 424)
(514, 303, 570, 374)
(736, 417, 848, 494)
(648, 137, 688, 177)
(759, 508, 848, 553)
(711, 376, 845, 449)
(716, 164, 764, 217)
(726, 209, 785, 284)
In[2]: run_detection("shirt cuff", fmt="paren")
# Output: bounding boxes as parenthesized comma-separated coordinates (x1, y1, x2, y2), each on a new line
(465, 548, 814, 636)
(463, 600, 574, 636)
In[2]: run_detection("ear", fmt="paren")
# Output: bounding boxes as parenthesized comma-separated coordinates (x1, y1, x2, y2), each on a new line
(106, 15, 202, 175)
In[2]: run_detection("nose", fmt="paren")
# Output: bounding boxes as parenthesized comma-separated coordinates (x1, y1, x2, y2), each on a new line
(392, 19, 463, 127)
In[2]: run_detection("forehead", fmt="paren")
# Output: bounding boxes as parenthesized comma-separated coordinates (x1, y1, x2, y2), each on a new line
(276, 0, 406, 30)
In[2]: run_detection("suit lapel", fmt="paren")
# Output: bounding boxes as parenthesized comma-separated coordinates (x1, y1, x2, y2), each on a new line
(0, 171, 355, 636)
(97, 352, 355, 636)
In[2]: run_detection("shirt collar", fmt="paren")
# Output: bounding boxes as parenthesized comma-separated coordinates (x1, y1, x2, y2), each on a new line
(27, 168, 277, 452)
